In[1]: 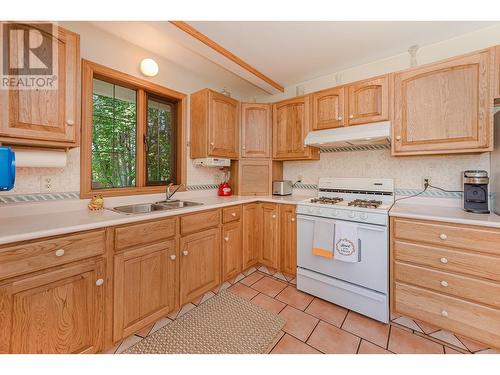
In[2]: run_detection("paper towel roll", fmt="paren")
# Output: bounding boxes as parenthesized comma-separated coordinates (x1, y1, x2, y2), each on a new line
(14, 149, 67, 168)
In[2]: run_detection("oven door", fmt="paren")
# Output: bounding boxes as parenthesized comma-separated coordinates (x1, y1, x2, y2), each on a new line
(297, 214, 388, 293)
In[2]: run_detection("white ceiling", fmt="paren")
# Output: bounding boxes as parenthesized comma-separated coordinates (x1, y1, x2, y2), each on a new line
(187, 21, 499, 87)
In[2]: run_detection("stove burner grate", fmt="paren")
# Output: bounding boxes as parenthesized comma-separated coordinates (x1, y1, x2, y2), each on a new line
(347, 199, 383, 208)
(310, 197, 344, 205)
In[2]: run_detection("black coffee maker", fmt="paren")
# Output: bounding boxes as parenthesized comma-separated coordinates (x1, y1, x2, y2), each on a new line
(463, 170, 489, 214)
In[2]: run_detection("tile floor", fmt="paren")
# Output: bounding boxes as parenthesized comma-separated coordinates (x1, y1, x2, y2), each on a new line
(108, 266, 498, 354)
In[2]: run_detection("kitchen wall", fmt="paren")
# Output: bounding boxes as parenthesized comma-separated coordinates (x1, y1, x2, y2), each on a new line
(256, 23, 500, 193)
(1, 21, 248, 195)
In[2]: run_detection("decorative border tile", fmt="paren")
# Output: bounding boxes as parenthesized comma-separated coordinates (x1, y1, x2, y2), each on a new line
(186, 184, 218, 191)
(395, 188, 463, 198)
(293, 183, 318, 190)
(0, 191, 80, 204)
(319, 144, 391, 153)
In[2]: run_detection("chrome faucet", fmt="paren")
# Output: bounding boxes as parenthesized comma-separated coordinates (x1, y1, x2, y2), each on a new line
(166, 183, 183, 201)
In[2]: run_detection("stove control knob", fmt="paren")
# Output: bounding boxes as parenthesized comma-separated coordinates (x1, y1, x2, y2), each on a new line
(360, 213, 368, 221)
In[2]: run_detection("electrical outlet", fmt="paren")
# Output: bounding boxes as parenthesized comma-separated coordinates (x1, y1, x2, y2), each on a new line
(297, 175, 303, 182)
(40, 176, 53, 192)
(422, 176, 431, 189)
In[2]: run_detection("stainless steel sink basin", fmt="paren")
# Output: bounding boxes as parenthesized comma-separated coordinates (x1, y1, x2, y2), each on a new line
(110, 200, 203, 215)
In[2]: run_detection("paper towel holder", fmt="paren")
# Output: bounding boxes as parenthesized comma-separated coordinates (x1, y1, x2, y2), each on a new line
(11, 146, 68, 168)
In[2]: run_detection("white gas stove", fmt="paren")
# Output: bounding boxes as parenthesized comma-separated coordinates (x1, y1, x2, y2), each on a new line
(296, 177, 394, 323)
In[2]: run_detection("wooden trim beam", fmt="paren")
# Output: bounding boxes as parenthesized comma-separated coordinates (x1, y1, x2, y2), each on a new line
(169, 21, 284, 93)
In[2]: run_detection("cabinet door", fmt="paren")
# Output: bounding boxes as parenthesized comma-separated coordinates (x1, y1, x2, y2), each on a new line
(222, 221, 242, 282)
(179, 228, 220, 305)
(237, 159, 272, 196)
(242, 203, 261, 269)
(346, 75, 389, 126)
(208, 91, 239, 158)
(393, 50, 493, 155)
(0, 259, 104, 354)
(279, 204, 297, 276)
(260, 203, 279, 269)
(273, 96, 317, 160)
(113, 240, 177, 341)
(0, 23, 79, 147)
(495, 45, 500, 99)
(312, 86, 345, 130)
(241, 103, 271, 158)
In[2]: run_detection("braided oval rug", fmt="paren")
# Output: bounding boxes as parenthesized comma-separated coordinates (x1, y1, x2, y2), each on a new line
(124, 290, 285, 354)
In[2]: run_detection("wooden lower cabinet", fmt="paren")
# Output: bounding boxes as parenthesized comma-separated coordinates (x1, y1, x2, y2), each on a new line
(113, 240, 177, 341)
(242, 203, 261, 269)
(0, 258, 105, 353)
(222, 221, 242, 282)
(279, 204, 297, 276)
(179, 228, 220, 305)
(260, 203, 279, 269)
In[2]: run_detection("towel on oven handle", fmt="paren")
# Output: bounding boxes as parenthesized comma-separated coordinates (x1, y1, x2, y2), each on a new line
(334, 222, 360, 263)
(312, 219, 335, 258)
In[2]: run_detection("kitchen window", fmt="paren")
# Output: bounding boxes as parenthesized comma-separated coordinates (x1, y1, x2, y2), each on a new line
(81, 60, 187, 198)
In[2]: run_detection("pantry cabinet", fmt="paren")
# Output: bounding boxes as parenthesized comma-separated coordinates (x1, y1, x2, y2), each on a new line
(392, 49, 494, 156)
(190, 88, 240, 159)
(260, 203, 279, 269)
(179, 228, 221, 305)
(0, 258, 105, 353)
(279, 204, 297, 276)
(272, 95, 319, 160)
(0, 23, 80, 148)
(222, 221, 243, 282)
(346, 75, 390, 126)
(241, 103, 272, 158)
(311, 86, 345, 130)
(113, 240, 177, 341)
(242, 203, 261, 269)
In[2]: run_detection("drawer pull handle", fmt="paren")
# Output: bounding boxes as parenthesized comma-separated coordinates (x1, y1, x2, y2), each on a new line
(439, 233, 447, 240)
(440, 280, 449, 287)
(95, 278, 104, 286)
(183, 250, 189, 256)
(231, 212, 236, 217)
(55, 249, 65, 257)
(170, 255, 176, 261)
(440, 257, 448, 264)
(441, 310, 448, 317)
(224, 236, 229, 242)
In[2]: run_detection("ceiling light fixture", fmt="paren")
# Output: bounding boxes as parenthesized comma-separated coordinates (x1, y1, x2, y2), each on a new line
(140, 58, 159, 77)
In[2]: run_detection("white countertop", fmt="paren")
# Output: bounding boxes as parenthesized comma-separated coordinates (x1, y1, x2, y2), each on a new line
(390, 198, 500, 228)
(0, 192, 314, 245)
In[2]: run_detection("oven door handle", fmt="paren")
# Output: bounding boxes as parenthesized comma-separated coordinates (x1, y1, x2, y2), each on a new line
(357, 225, 386, 232)
(358, 238, 362, 262)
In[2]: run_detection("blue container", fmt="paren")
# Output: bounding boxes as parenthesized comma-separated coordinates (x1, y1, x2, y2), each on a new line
(0, 147, 15, 191)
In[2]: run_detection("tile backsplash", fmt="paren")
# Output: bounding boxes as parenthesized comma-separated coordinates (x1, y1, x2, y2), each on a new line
(283, 149, 490, 191)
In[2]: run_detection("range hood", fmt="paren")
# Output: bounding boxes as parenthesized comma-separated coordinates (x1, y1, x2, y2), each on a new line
(304, 121, 391, 148)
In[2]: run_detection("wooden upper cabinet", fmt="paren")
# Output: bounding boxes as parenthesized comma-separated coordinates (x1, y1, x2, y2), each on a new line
(393, 49, 494, 156)
(0, 259, 104, 354)
(495, 45, 500, 99)
(260, 203, 279, 269)
(113, 240, 177, 341)
(279, 204, 297, 276)
(272, 95, 319, 160)
(179, 228, 220, 305)
(346, 75, 390, 126)
(242, 203, 261, 269)
(232, 159, 272, 196)
(0, 23, 80, 148)
(312, 86, 345, 130)
(190, 89, 239, 159)
(241, 103, 272, 158)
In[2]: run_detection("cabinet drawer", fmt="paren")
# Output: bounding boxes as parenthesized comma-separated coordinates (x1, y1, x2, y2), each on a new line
(395, 261, 500, 308)
(115, 217, 177, 251)
(395, 282, 500, 349)
(180, 209, 220, 235)
(393, 218, 500, 255)
(0, 230, 105, 280)
(222, 205, 241, 223)
(394, 240, 500, 282)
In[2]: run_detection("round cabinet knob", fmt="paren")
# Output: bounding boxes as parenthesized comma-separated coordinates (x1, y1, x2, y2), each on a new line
(231, 212, 236, 217)
(224, 236, 229, 242)
(291, 218, 295, 222)
(439, 233, 447, 240)
(210, 142, 215, 146)
(440, 280, 449, 287)
(349, 114, 354, 119)
(170, 254, 176, 261)
(441, 310, 448, 317)
(440, 257, 448, 264)
(95, 278, 104, 286)
(242, 146, 246, 150)
(66, 120, 74, 126)
(272, 214, 276, 219)
(337, 116, 343, 121)
(183, 250, 189, 256)
(55, 249, 65, 257)
(395, 135, 402, 141)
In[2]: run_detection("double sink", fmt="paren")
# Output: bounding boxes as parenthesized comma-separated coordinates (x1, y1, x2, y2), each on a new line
(110, 200, 203, 215)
